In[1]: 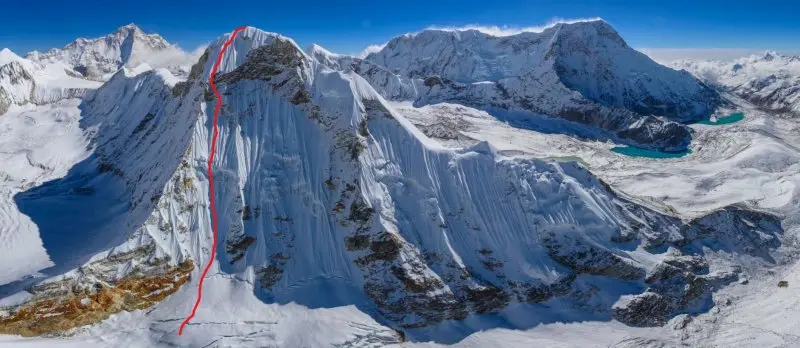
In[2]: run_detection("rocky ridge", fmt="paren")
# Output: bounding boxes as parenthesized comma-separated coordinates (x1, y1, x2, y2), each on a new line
(0, 26, 787, 342)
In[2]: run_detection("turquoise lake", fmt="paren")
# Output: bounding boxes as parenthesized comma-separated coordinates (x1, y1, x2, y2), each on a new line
(611, 146, 692, 158)
(611, 112, 744, 158)
(698, 112, 745, 125)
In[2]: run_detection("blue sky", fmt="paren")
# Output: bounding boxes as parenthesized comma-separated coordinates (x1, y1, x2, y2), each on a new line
(2, 0, 799, 60)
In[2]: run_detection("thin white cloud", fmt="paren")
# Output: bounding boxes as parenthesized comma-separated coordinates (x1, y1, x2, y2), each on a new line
(638, 48, 799, 63)
(358, 43, 387, 58)
(425, 17, 604, 37)
(132, 44, 208, 71)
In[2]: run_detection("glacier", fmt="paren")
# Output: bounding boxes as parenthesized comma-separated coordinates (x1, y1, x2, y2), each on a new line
(0, 22, 798, 348)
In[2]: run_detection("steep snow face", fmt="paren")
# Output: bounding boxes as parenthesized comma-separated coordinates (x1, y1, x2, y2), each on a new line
(181, 29, 769, 334)
(0, 65, 199, 290)
(0, 27, 787, 344)
(0, 62, 212, 336)
(367, 20, 716, 114)
(350, 20, 721, 152)
(306, 46, 419, 102)
(673, 52, 800, 116)
(548, 22, 719, 121)
(366, 29, 550, 83)
(26, 24, 195, 81)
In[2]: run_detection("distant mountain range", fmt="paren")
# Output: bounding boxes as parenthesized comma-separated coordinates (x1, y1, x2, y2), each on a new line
(25, 23, 199, 80)
(0, 21, 796, 347)
(673, 51, 800, 116)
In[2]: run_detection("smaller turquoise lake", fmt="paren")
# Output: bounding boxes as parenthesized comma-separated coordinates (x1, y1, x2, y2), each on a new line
(611, 146, 692, 158)
(698, 112, 745, 125)
(610, 112, 742, 158)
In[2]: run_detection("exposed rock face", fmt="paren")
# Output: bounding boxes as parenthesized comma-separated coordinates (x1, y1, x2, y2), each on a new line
(544, 232, 646, 281)
(1, 55, 209, 334)
(613, 206, 783, 327)
(0, 27, 785, 340)
(0, 248, 192, 337)
(613, 291, 675, 327)
(613, 253, 716, 326)
(0, 61, 34, 115)
(679, 205, 783, 260)
(312, 20, 721, 152)
(216, 40, 307, 85)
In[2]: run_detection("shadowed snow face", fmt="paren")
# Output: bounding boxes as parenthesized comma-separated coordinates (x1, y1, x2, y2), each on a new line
(0, 23, 798, 347)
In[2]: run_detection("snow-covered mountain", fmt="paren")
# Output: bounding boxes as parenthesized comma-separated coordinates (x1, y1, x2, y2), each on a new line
(673, 51, 800, 116)
(312, 20, 722, 152)
(26, 23, 199, 81)
(0, 23, 202, 117)
(0, 48, 100, 116)
(0, 26, 794, 348)
(0, 48, 104, 288)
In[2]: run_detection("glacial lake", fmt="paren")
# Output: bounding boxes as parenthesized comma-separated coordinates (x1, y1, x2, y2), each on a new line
(698, 112, 745, 125)
(611, 112, 744, 158)
(611, 146, 692, 159)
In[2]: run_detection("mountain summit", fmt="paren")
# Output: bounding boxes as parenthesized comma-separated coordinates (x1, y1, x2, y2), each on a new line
(344, 20, 722, 151)
(25, 23, 180, 80)
(0, 26, 782, 345)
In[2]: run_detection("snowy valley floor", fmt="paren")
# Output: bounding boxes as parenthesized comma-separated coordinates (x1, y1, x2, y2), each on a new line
(390, 98, 800, 219)
(1, 92, 799, 347)
(0, 101, 92, 285)
(391, 97, 800, 347)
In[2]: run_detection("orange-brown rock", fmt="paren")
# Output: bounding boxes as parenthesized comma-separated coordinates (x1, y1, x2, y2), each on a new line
(0, 260, 193, 337)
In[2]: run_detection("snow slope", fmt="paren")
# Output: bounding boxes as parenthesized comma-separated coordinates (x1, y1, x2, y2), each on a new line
(0, 27, 790, 348)
(0, 24, 797, 348)
(0, 275, 401, 347)
(388, 97, 800, 218)
(0, 101, 92, 285)
(0, 47, 101, 285)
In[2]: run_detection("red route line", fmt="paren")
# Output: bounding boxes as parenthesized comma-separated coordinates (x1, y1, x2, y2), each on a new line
(179, 25, 248, 336)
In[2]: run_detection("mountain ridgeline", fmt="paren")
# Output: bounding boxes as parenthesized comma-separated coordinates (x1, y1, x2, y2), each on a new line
(673, 51, 800, 117)
(0, 25, 782, 342)
(315, 20, 722, 152)
(25, 24, 172, 81)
